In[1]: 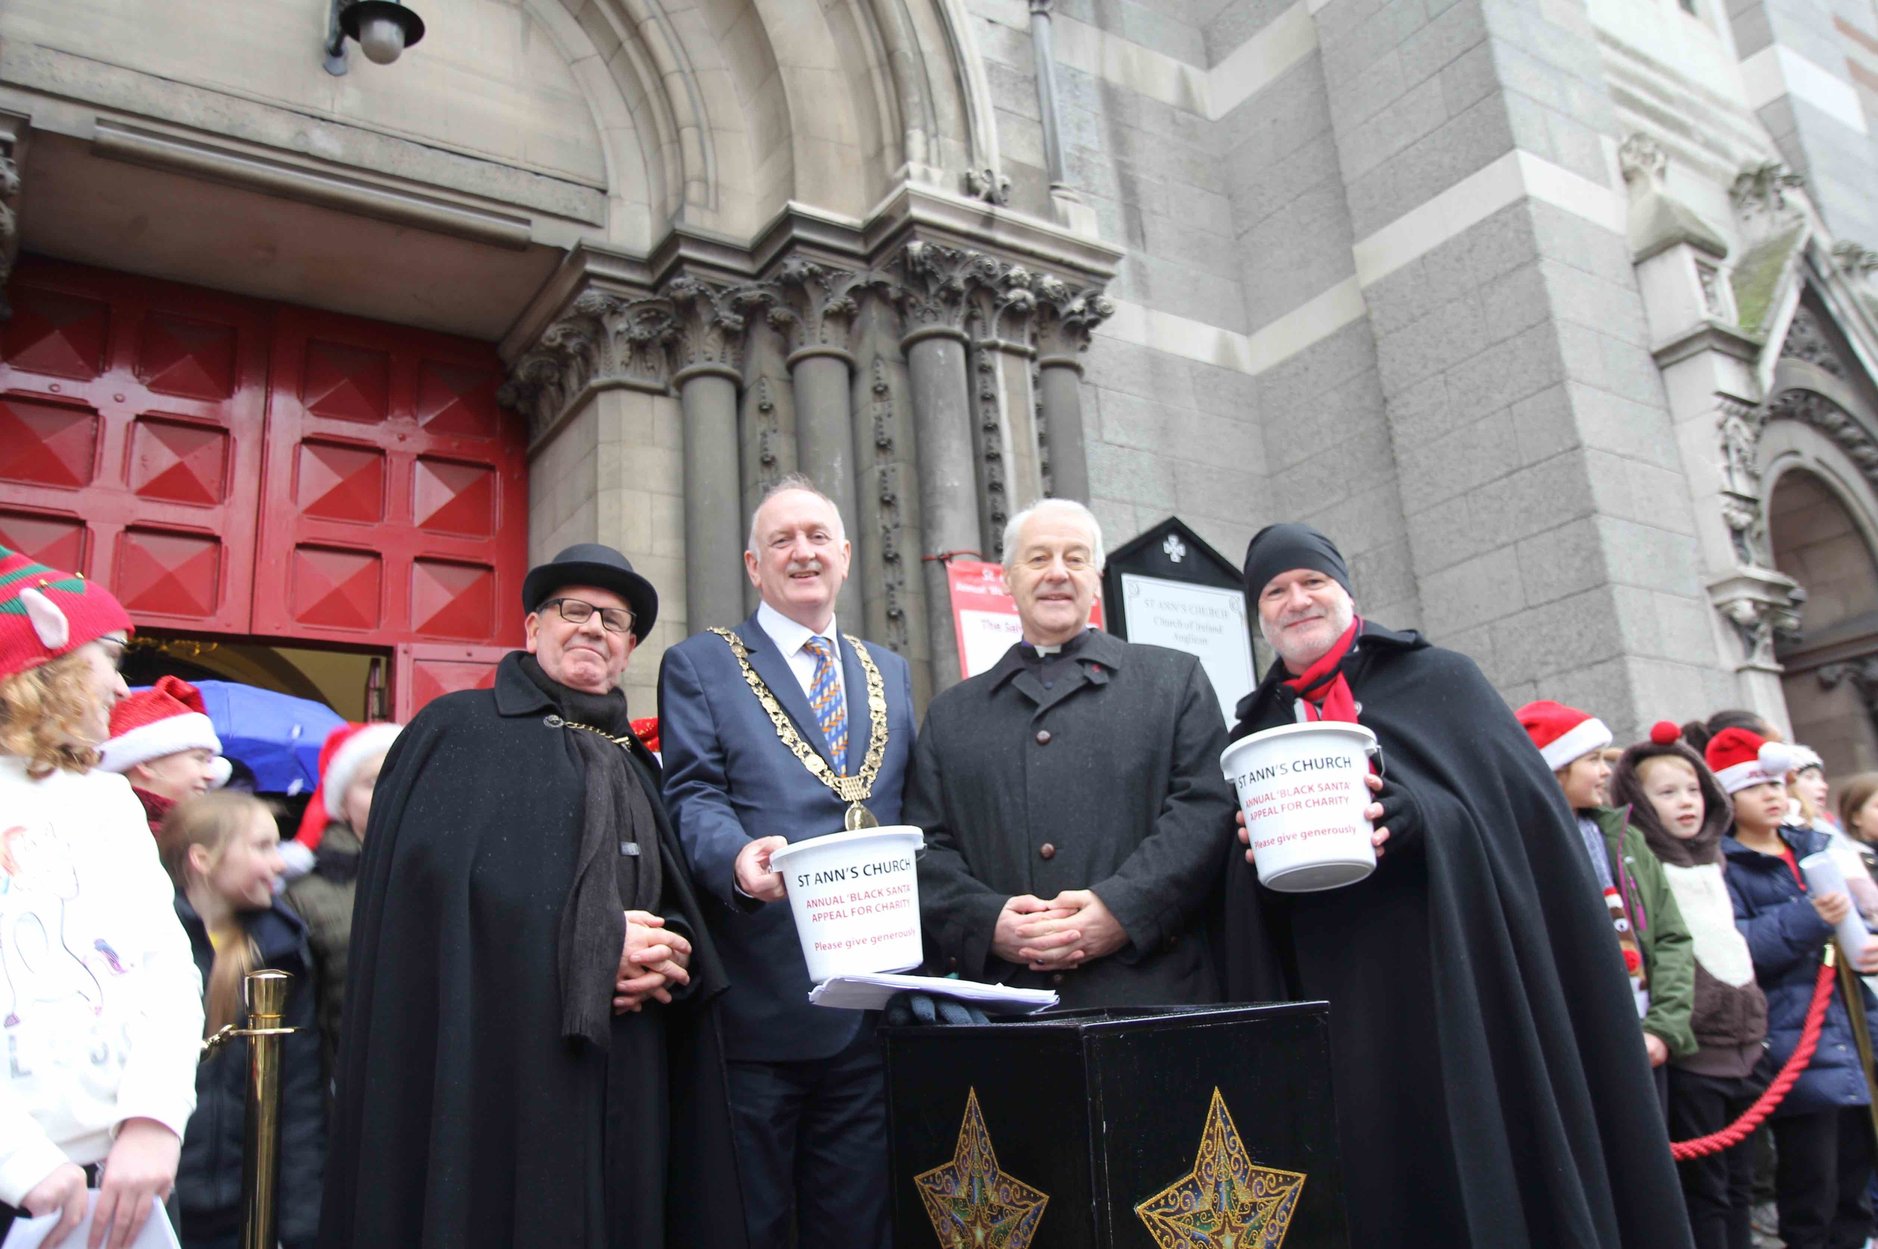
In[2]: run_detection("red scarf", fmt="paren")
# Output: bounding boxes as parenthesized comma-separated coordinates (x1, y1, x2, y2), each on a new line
(133, 786, 175, 837)
(1282, 617, 1362, 724)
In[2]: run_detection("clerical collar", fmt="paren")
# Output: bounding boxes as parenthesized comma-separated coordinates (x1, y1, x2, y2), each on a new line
(1018, 628, 1093, 665)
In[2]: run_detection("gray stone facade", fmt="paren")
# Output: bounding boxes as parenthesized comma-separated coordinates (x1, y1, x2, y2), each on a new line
(8, 0, 1878, 758)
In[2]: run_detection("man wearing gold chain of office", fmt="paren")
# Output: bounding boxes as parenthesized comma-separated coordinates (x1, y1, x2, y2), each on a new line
(659, 474, 918, 1249)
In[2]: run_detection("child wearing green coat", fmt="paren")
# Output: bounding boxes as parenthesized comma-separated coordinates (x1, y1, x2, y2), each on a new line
(1519, 700, 1698, 1101)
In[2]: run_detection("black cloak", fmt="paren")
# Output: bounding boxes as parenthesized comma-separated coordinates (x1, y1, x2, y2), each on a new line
(1222, 624, 1694, 1249)
(316, 654, 747, 1249)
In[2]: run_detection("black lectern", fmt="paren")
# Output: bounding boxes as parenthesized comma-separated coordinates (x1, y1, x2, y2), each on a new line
(882, 1002, 1349, 1248)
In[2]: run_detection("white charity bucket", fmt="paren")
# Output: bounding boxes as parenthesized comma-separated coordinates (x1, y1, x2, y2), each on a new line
(770, 826, 926, 981)
(1219, 722, 1380, 892)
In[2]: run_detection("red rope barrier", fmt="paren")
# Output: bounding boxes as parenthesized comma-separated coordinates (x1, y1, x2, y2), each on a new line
(1669, 958, 1838, 1160)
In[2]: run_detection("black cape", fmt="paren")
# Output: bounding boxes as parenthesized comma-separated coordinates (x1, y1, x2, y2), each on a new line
(316, 654, 747, 1249)
(1222, 624, 1693, 1249)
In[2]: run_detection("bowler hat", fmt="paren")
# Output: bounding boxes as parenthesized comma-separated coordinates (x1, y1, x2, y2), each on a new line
(522, 544, 659, 641)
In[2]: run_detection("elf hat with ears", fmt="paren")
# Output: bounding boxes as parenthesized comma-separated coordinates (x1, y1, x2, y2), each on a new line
(0, 547, 133, 680)
(1704, 727, 1796, 795)
(1517, 699, 1613, 771)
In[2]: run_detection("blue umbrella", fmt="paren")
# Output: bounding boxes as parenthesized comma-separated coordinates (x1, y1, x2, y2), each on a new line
(185, 681, 346, 796)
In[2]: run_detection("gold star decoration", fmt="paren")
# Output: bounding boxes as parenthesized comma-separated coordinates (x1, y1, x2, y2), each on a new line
(914, 1087, 1050, 1249)
(1134, 1088, 1307, 1249)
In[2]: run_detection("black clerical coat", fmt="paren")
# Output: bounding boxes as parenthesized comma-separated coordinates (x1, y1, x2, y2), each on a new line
(907, 630, 1235, 1005)
(316, 654, 746, 1249)
(1222, 624, 1693, 1249)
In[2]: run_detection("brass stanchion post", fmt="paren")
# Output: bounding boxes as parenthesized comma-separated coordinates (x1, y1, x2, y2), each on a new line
(239, 969, 292, 1249)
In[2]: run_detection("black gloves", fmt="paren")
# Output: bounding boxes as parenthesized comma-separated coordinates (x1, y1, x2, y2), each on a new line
(1373, 773, 1425, 855)
(883, 991, 991, 1027)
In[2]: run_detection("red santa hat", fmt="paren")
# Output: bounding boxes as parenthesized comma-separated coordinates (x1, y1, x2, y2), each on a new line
(0, 546, 133, 679)
(99, 675, 225, 776)
(1516, 700, 1613, 771)
(1704, 727, 1795, 794)
(293, 721, 401, 847)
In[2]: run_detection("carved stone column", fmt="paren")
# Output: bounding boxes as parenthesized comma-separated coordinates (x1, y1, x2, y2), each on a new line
(500, 289, 682, 694)
(966, 266, 1040, 556)
(777, 259, 870, 625)
(850, 292, 932, 703)
(1703, 392, 1806, 727)
(668, 276, 754, 631)
(737, 302, 797, 615)
(899, 242, 1003, 691)
(1033, 279, 1114, 503)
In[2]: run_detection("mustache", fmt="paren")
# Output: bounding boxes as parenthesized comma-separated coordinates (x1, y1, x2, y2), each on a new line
(786, 560, 823, 574)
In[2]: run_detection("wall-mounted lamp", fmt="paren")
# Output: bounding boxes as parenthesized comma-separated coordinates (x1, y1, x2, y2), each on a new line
(324, 0, 425, 75)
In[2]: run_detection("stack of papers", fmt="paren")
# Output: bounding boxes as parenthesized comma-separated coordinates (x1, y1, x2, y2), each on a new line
(808, 972, 1058, 1014)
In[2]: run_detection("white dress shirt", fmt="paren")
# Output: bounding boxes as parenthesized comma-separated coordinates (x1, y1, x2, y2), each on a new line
(755, 600, 848, 716)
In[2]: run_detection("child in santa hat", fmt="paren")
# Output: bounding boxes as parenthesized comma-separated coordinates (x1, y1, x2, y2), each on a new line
(1718, 725, 1878, 1249)
(0, 546, 201, 1248)
(1611, 723, 1767, 1249)
(283, 721, 400, 1082)
(99, 674, 231, 834)
(1518, 701, 1697, 1102)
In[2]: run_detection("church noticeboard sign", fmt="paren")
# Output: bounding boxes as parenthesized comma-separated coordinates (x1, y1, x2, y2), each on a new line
(1101, 517, 1256, 723)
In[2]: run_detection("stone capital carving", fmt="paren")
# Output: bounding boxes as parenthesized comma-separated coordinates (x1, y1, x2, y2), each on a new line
(1820, 658, 1878, 739)
(498, 289, 678, 440)
(1033, 276, 1116, 363)
(772, 259, 875, 362)
(1710, 568, 1807, 669)
(966, 264, 1038, 346)
(0, 143, 20, 323)
(666, 274, 761, 378)
(896, 242, 1007, 340)
(964, 168, 1012, 206)
(1730, 161, 1806, 237)
(1833, 240, 1878, 279)
(1619, 133, 1668, 189)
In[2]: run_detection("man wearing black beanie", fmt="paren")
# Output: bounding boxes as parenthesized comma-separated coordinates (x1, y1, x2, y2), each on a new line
(1224, 523, 1695, 1249)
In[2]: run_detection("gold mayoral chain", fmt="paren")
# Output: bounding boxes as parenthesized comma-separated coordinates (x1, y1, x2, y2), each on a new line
(710, 627, 889, 830)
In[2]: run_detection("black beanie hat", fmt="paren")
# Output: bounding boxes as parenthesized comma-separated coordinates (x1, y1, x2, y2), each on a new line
(1242, 523, 1353, 600)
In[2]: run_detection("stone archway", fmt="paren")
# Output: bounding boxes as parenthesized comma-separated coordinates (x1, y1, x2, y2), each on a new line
(1769, 454, 1878, 772)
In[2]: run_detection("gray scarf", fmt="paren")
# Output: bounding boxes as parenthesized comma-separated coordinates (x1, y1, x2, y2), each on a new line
(517, 654, 663, 1047)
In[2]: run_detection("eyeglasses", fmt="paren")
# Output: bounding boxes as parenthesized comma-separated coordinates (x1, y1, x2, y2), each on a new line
(540, 598, 634, 635)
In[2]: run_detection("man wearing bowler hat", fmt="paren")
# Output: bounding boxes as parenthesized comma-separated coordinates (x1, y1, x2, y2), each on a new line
(1223, 522, 1693, 1249)
(659, 475, 917, 1249)
(318, 544, 745, 1249)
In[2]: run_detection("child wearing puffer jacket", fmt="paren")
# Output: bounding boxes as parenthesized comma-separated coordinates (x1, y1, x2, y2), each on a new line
(1715, 726, 1878, 1249)
(1611, 722, 1768, 1249)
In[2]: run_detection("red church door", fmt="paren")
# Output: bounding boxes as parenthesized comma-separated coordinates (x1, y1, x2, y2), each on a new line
(0, 257, 527, 717)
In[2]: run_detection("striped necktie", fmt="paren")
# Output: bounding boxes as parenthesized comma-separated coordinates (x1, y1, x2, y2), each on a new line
(804, 636, 849, 775)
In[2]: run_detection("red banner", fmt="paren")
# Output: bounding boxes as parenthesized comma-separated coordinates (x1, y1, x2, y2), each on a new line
(945, 560, 1104, 679)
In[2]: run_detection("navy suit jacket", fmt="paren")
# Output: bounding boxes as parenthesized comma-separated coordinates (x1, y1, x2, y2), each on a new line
(659, 611, 916, 1063)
